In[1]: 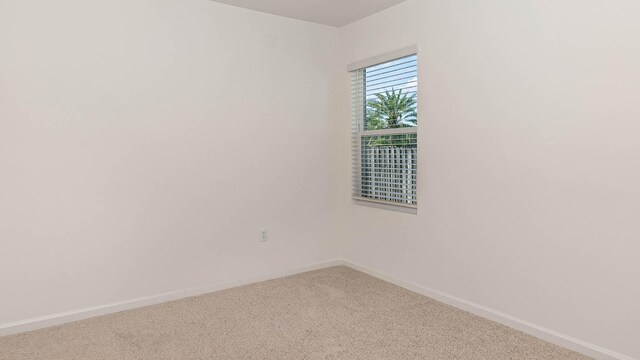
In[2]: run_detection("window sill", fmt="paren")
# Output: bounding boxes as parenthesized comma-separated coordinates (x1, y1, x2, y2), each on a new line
(352, 197, 417, 215)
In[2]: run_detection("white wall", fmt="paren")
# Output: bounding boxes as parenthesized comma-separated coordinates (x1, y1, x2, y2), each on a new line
(337, 0, 640, 359)
(0, 0, 341, 325)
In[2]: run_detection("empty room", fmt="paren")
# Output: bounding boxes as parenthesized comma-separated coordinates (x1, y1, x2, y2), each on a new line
(1, 0, 638, 359)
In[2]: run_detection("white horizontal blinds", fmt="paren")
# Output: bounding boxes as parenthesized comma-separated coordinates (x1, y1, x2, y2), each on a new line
(351, 54, 418, 208)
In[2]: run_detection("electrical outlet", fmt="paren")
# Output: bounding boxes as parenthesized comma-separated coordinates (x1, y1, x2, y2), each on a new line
(261, 230, 268, 242)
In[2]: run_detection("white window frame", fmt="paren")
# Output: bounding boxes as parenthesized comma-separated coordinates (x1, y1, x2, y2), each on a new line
(349, 46, 419, 214)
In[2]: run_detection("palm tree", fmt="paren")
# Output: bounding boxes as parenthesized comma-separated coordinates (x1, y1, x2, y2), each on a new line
(365, 89, 417, 130)
(364, 89, 417, 147)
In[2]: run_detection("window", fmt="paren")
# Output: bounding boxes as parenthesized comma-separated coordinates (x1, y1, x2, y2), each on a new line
(350, 50, 418, 211)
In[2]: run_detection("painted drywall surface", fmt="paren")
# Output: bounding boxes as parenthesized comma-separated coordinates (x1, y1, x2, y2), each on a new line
(337, 0, 640, 358)
(0, 0, 341, 324)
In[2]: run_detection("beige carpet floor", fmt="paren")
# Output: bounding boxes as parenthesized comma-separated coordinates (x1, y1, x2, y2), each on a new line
(0, 266, 590, 360)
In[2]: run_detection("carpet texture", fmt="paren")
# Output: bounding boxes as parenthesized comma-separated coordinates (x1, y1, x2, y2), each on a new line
(0, 266, 590, 359)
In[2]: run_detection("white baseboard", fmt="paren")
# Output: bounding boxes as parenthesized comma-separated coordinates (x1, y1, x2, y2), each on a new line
(342, 260, 635, 360)
(0, 260, 343, 337)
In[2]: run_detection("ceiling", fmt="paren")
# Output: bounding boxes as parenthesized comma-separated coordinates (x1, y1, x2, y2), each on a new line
(210, 0, 409, 27)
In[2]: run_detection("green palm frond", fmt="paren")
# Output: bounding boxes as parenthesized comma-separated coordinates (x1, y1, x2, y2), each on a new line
(365, 89, 417, 130)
